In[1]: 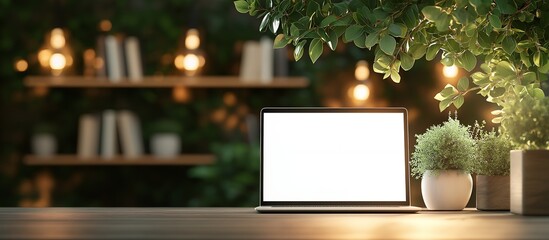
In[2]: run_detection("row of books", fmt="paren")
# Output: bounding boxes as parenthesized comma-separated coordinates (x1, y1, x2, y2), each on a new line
(96, 35, 143, 81)
(239, 37, 288, 82)
(77, 110, 143, 159)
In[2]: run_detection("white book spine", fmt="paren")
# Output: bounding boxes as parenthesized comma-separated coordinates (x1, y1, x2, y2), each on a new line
(105, 35, 124, 82)
(117, 110, 143, 159)
(240, 41, 261, 82)
(125, 37, 143, 82)
(259, 37, 274, 83)
(100, 110, 117, 159)
(77, 114, 99, 159)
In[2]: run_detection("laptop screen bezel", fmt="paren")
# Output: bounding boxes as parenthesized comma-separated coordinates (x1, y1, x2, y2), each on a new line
(260, 107, 411, 206)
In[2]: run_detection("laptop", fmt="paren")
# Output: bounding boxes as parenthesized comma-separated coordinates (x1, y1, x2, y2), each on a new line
(255, 107, 421, 213)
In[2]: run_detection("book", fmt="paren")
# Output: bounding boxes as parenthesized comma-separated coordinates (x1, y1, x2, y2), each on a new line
(117, 110, 144, 159)
(100, 110, 118, 159)
(105, 35, 125, 82)
(239, 41, 261, 82)
(77, 114, 100, 159)
(259, 37, 274, 83)
(124, 37, 143, 82)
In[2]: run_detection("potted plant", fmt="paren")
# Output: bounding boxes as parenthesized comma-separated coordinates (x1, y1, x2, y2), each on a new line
(147, 119, 183, 159)
(502, 97, 549, 215)
(31, 123, 57, 158)
(411, 117, 475, 210)
(470, 122, 513, 211)
(235, 0, 549, 120)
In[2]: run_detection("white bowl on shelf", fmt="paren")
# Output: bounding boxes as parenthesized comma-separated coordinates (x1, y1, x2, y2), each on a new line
(150, 133, 180, 159)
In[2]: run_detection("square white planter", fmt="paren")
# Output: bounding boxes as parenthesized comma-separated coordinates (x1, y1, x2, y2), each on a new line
(510, 150, 549, 215)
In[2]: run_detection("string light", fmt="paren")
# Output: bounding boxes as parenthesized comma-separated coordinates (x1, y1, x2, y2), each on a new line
(354, 60, 370, 81)
(353, 84, 370, 101)
(174, 28, 206, 76)
(14, 59, 28, 72)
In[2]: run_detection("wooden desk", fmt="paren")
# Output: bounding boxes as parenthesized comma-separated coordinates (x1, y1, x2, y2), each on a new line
(0, 208, 547, 239)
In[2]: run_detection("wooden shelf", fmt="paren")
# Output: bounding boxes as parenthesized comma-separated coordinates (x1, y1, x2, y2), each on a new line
(24, 76, 309, 88)
(23, 154, 215, 166)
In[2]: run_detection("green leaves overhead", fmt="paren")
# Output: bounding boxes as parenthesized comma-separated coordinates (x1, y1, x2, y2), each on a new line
(379, 35, 396, 55)
(309, 38, 323, 63)
(236, 0, 549, 120)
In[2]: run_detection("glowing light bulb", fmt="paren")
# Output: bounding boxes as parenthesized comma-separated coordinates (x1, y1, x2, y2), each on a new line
(14, 59, 28, 72)
(183, 54, 200, 71)
(172, 86, 191, 103)
(49, 53, 66, 70)
(442, 65, 459, 78)
(99, 19, 112, 32)
(355, 60, 370, 81)
(174, 55, 185, 70)
(50, 28, 66, 49)
(38, 49, 52, 67)
(353, 84, 370, 101)
(185, 29, 200, 50)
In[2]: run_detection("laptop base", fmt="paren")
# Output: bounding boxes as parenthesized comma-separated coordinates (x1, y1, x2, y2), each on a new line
(255, 206, 421, 213)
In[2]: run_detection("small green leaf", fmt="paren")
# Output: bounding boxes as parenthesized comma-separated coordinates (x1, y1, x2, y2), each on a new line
(273, 34, 289, 49)
(364, 32, 379, 49)
(495, 0, 517, 14)
(309, 39, 323, 63)
(534, 51, 541, 67)
(422, 6, 443, 22)
(353, 34, 367, 48)
(234, 0, 250, 13)
(490, 87, 506, 97)
(492, 117, 502, 124)
(489, 15, 502, 28)
(388, 23, 407, 38)
(344, 25, 364, 43)
(426, 44, 441, 61)
(434, 92, 445, 101)
(390, 70, 401, 83)
(400, 52, 414, 71)
(294, 40, 306, 61)
(259, 12, 270, 32)
(320, 15, 338, 28)
(533, 88, 545, 99)
(502, 36, 516, 54)
(522, 72, 537, 84)
(379, 35, 396, 55)
(453, 95, 465, 109)
(459, 51, 477, 72)
(495, 61, 516, 76)
(409, 44, 427, 60)
(439, 98, 453, 112)
(271, 17, 280, 33)
(441, 57, 454, 66)
(328, 31, 338, 51)
(457, 77, 469, 91)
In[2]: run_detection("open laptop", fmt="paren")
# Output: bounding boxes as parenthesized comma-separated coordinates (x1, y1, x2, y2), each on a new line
(255, 107, 420, 213)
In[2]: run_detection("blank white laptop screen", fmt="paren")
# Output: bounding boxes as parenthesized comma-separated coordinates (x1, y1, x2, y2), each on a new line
(262, 111, 407, 202)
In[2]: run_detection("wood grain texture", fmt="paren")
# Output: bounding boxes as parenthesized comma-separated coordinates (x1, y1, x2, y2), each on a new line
(0, 208, 548, 239)
(511, 150, 549, 215)
(476, 175, 510, 211)
(24, 154, 215, 166)
(24, 76, 309, 88)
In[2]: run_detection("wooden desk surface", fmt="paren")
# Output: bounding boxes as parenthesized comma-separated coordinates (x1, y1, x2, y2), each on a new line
(0, 208, 547, 239)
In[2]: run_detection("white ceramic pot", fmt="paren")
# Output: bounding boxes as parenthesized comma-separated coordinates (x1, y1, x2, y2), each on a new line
(31, 133, 57, 157)
(150, 133, 180, 159)
(421, 170, 473, 210)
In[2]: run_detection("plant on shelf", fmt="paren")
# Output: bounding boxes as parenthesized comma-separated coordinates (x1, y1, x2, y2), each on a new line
(410, 116, 475, 210)
(147, 119, 183, 159)
(470, 122, 513, 211)
(235, 0, 549, 118)
(501, 97, 549, 215)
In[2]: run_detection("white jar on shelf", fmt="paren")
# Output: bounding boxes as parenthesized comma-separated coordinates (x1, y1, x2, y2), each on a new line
(31, 133, 57, 158)
(150, 133, 180, 159)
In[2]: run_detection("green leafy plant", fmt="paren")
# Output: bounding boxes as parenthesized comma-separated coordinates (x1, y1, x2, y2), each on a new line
(411, 116, 475, 179)
(470, 122, 513, 176)
(235, 0, 549, 116)
(501, 97, 549, 150)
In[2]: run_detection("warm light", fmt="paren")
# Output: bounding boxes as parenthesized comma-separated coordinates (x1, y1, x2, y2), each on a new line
(442, 65, 459, 78)
(172, 86, 191, 103)
(174, 55, 185, 70)
(49, 53, 66, 70)
(14, 59, 28, 72)
(84, 49, 95, 60)
(94, 57, 104, 70)
(66, 54, 73, 66)
(99, 19, 112, 32)
(185, 29, 200, 50)
(223, 92, 237, 106)
(183, 54, 200, 71)
(50, 28, 66, 49)
(355, 60, 370, 81)
(353, 84, 370, 101)
(38, 49, 52, 67)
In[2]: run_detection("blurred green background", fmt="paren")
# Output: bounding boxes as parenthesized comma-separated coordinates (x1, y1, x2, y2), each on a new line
(0, 0, 493, 207)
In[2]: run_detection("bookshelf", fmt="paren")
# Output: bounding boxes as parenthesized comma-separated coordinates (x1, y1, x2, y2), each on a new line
(24, 154, 215, 166)
(24, 76, 309, 88)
